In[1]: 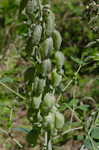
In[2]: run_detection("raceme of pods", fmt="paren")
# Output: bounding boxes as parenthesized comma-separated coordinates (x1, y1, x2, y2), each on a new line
(20, 0, 65, 148)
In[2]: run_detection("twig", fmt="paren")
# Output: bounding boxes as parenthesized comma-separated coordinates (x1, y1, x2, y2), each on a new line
(0, 81, 26, 100)
(0, 127, 23, 148)
(54, 126, 83, 140)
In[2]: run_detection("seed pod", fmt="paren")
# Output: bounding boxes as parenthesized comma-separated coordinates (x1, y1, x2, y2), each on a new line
(33, 94, 42, 109)
(32, 77, 46, 96)
(45, 11, 55, 36)
(26, 0, 38, 15)
(55, 111, 64, 129)
(45, 112, 55, 131)
(32, 77, 39, 94)
(26, 0, 33, 15)
(51, 69, 62, 87)
(37, 111, 43, 122)
(55, 51, 65, 68)
(41, 59, 52, 76)
(40, 37, 53, 59)
(43, 93, 56, 109)
(52, 30, 62, 50)
(32, 24, 42, 45)
(38, 79, 46, 94)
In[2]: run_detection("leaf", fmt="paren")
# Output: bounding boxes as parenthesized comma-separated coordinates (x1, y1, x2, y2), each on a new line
(69, 98, 79, 107)
(71, 56, 84, 65)
(77, 105, 89, 111)
(91, 127, 99, 140)
(0, 77, 14, 83)
(26, 127, 40, 147)
(84, 138, 92, 150)
(12, 127, 30, 133)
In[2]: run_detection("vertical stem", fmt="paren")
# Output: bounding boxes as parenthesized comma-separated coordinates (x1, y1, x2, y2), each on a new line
(38, 0, 43, 21)
(43, 132, 48, 150)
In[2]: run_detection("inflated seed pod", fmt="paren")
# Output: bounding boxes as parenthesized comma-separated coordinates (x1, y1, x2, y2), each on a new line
(25, 0, 33, 15)
(40, 37, 53, 59)
(52, 30, 62, 50)
(38, 78, 46, 94)
(32, 77, 46, 96)
(44, 112, 55, 131)
(45, 11, 55, 36)
(41, 59, 52, 76)
(55, 51, 65, 68)
(32, 77, 39, 94)
(26, 0, 38, 15)
(37, 111, 43, 122)
(32, 24, 42, 45)
(43, 93, 56, 109)
(33, 94, 42, 109)
(55, 111, 64, 129)
(51, 69, 62, 87)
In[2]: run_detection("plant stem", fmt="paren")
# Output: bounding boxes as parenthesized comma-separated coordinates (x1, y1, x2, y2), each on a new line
(0, 81, 26, 100)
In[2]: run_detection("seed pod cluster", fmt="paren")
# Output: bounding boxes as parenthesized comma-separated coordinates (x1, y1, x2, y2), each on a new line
(21, 0, 65, 146)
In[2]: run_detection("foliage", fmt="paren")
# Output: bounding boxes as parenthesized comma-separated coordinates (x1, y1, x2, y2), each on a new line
(52, 0, 99, 75)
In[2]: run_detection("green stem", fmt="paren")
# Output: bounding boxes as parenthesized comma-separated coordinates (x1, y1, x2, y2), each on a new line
(0, 81, 26, 100)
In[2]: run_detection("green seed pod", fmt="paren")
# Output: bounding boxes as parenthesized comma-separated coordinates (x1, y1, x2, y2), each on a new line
(37, 111, 43, 122)
(43, 93, 56, 109)
(55, 51, 65, 68)
(38, 78, 46, 94)
(26, 0, 38, 15)
(40, 37, 53, 59)
(44, 112, 55, 131)
(32, 24, 42, 45)
(42, 59, 52, 76)
(32, 77, 46, 96)
(45, 11, 55, 36)
(26, 0, 33, 15)
(52, 30, 62, 50)
(55, 111, 64, 129)
(32, 77, 39, 94)
(51, 69, 62, 87)
(33, 94, 42, 109)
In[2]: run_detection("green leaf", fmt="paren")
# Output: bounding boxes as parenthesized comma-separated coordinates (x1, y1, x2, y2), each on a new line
(84, 138, 92, 150)
(0, 77, 14, 83)
(91, 127, 99, 140)
(12, 127, 30, 133)
(77, 105, 89, 111)
(26, 127, 40, 147)
(71, 56, 84, 65)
